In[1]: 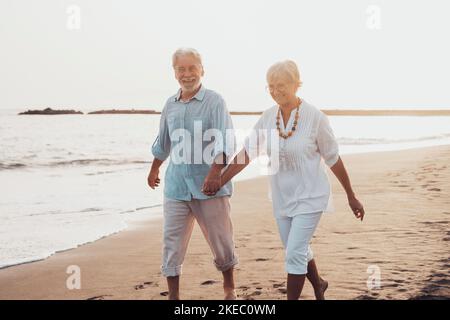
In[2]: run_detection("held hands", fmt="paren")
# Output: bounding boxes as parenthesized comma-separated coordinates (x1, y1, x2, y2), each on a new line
(201, 170, 222, 196)
(147, 168, 160, 189)
(348, 195, 365, 221)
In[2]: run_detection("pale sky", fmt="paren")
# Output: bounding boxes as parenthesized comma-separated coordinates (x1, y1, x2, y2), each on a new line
(1, 0, 449, 111)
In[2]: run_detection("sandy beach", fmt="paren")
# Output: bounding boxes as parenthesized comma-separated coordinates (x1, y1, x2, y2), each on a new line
(0, 145, 449, 300)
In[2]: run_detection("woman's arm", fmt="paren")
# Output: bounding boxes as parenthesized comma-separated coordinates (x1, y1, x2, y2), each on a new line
(201, 148, 251, 196)
(221, 148, 251, 186)
(330, 157, 365, 221)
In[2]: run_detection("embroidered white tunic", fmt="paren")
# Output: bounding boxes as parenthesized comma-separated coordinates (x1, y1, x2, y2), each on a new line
(243, 100, 339, 218)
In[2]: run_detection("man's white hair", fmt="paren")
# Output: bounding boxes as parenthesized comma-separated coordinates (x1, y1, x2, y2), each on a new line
(172, 47, 203, 67)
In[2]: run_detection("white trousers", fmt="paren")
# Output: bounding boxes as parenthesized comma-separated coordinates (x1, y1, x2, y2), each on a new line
(161, 196, 238, 277)
(275, 211, 323, 275)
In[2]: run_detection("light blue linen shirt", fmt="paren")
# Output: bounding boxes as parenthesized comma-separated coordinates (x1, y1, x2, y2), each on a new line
(151, 85, 235, 201)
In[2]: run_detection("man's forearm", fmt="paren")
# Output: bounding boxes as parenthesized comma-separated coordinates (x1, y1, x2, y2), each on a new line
(151, 157, 164, 172)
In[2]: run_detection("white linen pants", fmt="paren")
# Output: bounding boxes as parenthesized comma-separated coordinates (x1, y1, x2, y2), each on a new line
(161, 196, 238, 277)
(275, 211, 323, 275)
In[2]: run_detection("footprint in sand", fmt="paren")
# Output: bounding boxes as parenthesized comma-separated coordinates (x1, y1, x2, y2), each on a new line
(201, 280, 219, 285)
(239, 289, 262, 299)
(160, 291, 169, 296)
(272, 282, 285, 288)
(347, 257, 364, 260)
(393, 279, 405, 284)
(249, 290, 262, 296)
(435, 278, 450, 285)
(277, 288, 287, 294)
(86, 295, 113, 300)
(355, 294, 377, 300)
(412, 294, 449, 300)
(134, 281, 158, 290)
(255, 258, 270, 262)
(432, 272, 448, 278)
(433, 220, 449, 225)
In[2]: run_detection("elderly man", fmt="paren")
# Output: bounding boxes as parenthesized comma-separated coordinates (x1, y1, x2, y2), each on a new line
(147, 48, 238, 300)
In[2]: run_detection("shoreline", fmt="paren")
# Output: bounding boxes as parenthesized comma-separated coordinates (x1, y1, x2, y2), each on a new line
(9, 108, 450, 116)
(0, 144, 449, 299)
(0, 143, 446, 271)
(0, 208, 164, 271)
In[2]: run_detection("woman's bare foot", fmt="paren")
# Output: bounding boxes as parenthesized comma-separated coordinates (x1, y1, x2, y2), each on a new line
(224, 289, 237, 300)
(314, 278, 328, 300)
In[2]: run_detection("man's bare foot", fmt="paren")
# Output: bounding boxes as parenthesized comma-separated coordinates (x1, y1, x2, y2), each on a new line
(224, 289, 237, 300)
(314, 279, 328, 300)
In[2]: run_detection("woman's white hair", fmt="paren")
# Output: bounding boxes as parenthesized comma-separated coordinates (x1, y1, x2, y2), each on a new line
(172, 47, 203, 67)
(266, 60, 302, 87)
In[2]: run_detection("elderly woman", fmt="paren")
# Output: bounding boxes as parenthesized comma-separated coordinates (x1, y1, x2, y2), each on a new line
(202, 60, 365, 300)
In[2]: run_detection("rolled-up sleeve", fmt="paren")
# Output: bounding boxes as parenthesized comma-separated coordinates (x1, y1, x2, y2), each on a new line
(317, 112, 339, 167)
(151, 107, 171, 161)
(211, 97, 235, 163)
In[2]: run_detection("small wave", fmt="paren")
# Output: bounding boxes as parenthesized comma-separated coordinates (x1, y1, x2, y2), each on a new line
(0, 227, 127, 270)
(119, 204, 162, 214)
(0, 159, 151, 171)
(25, 207, 105, 217)
(49, 158, 150, 167)
(85, 170, 116, 176)
(338, 133, 450, 145)
(51, 158, 116, 166)
(0, 162, 27, 170)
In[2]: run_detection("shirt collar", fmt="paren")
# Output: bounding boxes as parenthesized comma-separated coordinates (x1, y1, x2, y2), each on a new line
(174, 84, 206, 102)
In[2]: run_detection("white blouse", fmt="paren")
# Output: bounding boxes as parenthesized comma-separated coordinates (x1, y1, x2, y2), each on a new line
(243, 99, 339, 218)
